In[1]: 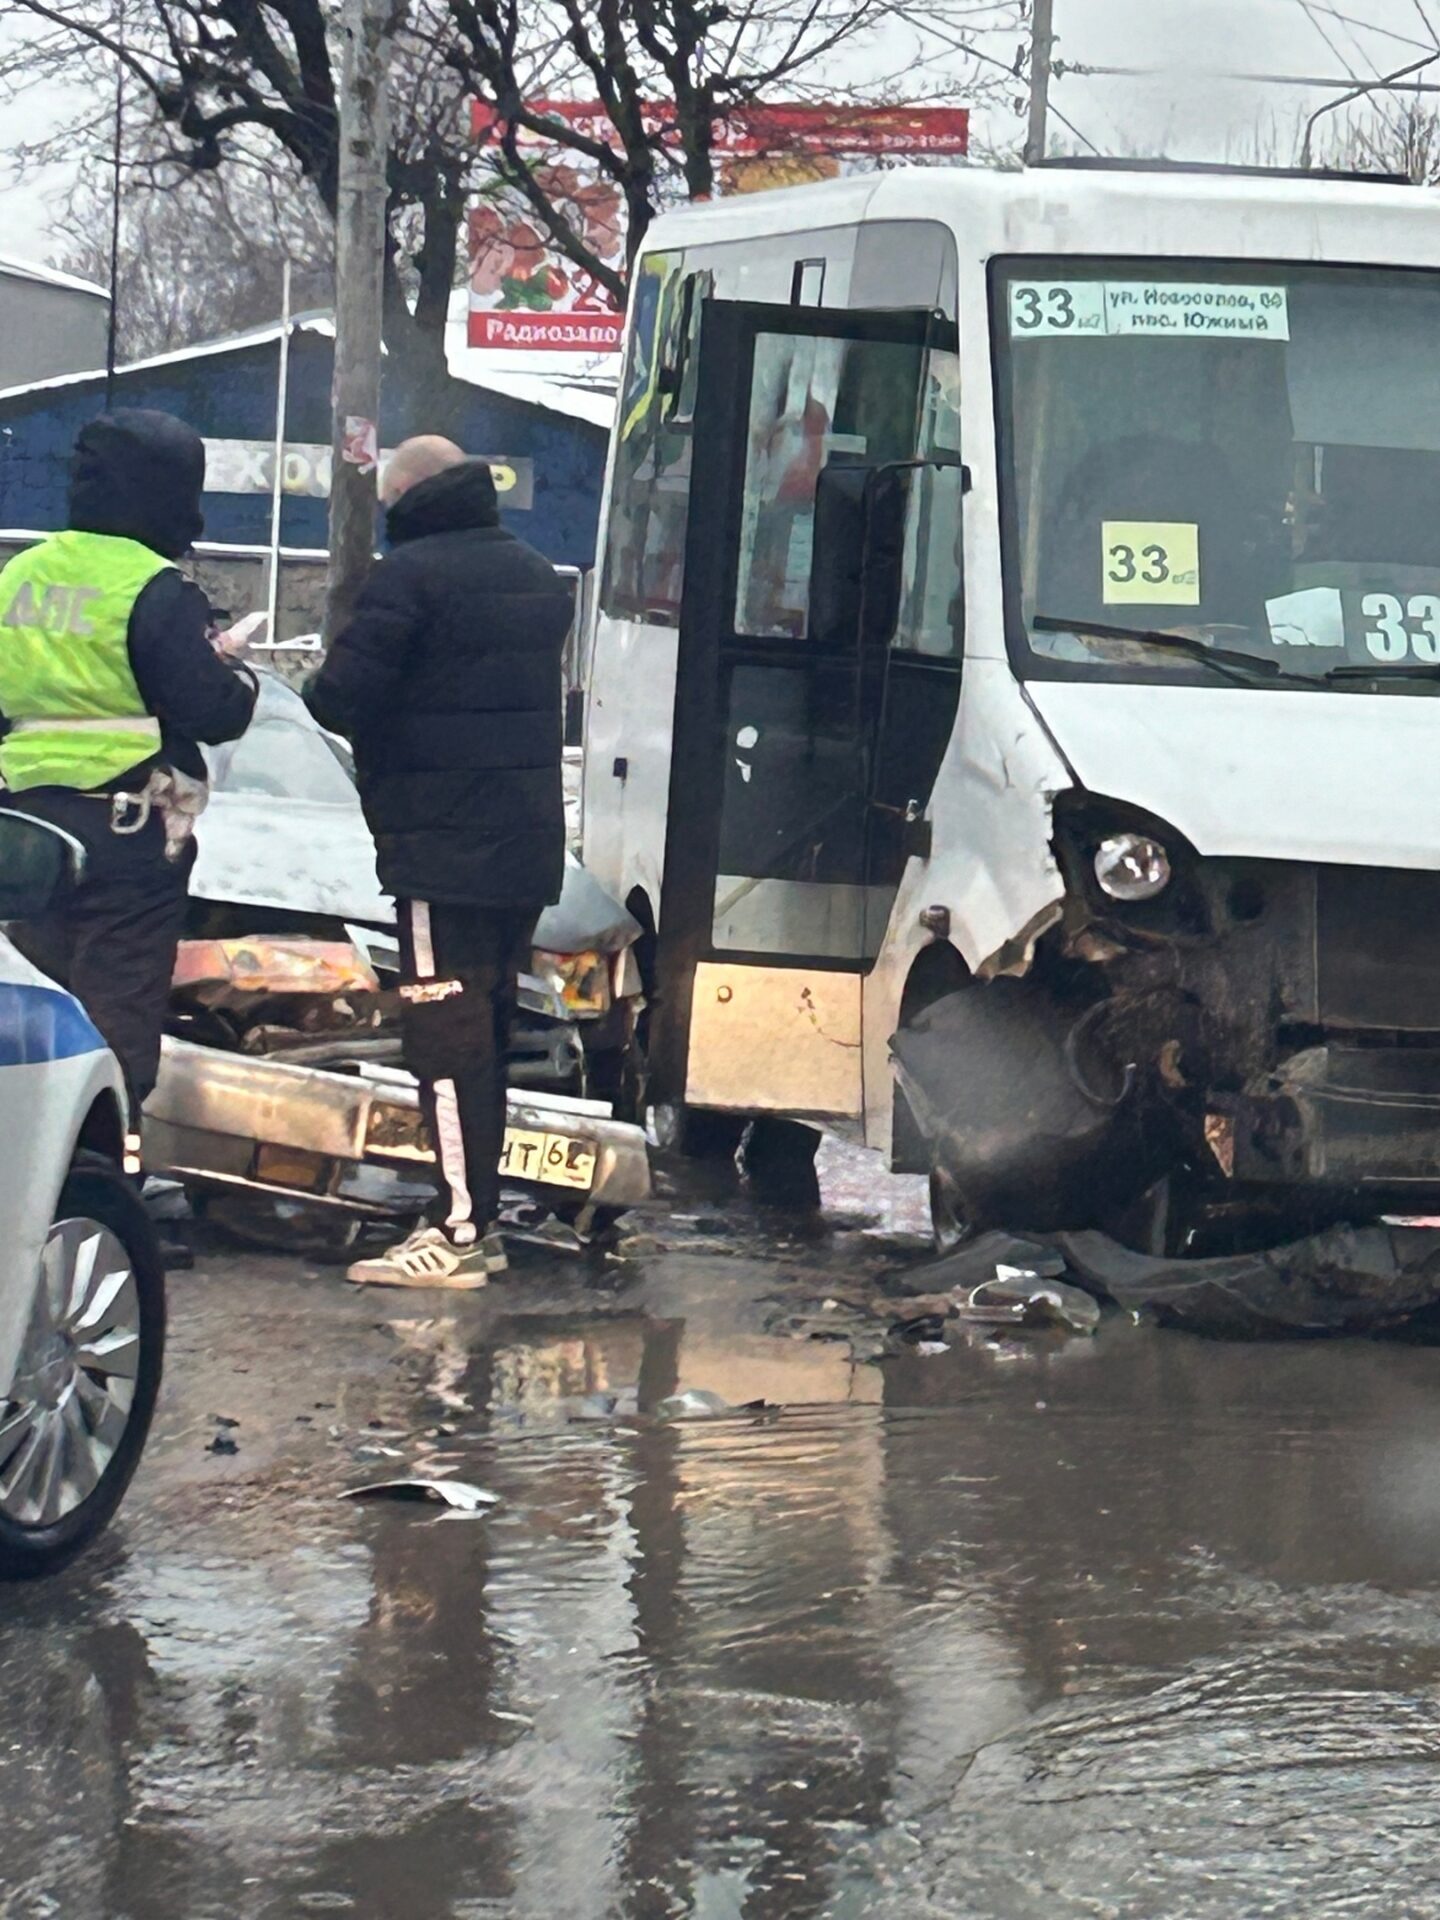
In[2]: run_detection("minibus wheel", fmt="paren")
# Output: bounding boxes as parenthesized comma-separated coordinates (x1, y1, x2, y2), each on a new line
(670, 1108, 749, 1160)
(586, 1028, 649, 1127)
(742, 1118, 821, 1210)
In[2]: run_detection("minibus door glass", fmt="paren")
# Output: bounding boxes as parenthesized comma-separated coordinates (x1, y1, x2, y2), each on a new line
(650, 298, 937, 1106)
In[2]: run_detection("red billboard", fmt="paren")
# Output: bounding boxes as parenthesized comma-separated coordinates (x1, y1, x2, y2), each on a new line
(466, 101, 970, 351)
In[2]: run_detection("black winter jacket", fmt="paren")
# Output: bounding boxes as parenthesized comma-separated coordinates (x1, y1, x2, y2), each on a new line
(303, 462, 571, 907)
(68, 409, 257, 781)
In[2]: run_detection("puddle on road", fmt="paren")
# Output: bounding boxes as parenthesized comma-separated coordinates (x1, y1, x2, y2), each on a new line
(9, 1152, 1440, 1917)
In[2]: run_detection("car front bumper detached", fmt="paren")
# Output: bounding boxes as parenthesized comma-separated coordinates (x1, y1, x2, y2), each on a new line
(144, 1037, 651, 1221)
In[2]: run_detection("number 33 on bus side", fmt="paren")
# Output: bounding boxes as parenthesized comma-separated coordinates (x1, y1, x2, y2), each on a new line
(1362, 592, 1440, 662)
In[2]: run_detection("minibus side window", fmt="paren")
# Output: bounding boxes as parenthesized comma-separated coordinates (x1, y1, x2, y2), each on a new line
(600, 253, 698, 625)
(893, 348, 965, 657)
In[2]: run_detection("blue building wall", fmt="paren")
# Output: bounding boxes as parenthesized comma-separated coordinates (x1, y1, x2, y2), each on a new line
(0, 332, 607, 568)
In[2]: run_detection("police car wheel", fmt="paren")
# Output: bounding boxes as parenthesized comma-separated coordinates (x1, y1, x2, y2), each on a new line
(0, 1168, 165, 1580)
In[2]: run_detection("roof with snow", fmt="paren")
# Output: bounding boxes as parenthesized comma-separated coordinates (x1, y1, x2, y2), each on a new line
(0, 300, 616, 430)
(0, 255, 110, 302)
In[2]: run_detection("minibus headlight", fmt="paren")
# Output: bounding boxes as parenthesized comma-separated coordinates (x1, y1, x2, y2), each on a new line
(1094, 833, 1171, 902)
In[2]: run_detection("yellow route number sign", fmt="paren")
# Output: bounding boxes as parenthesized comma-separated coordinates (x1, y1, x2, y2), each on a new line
(1101, 521, 1201, 607)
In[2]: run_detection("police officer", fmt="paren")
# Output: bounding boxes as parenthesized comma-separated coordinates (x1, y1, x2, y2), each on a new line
(0, 410, 257, 1109)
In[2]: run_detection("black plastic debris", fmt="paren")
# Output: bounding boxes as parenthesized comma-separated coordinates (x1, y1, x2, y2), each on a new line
(205, 1433, 239, 1456)
(892, 1309, 951, 1347)
(1060, 1224, 1440, 1336)
(891, 984, 1166, 1231)
(884, 1230, 1067, 1298)
(566, 1388, 639, 1423)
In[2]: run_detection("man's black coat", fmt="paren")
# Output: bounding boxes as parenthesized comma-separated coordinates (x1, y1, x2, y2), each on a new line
(305, 462, 572, 908)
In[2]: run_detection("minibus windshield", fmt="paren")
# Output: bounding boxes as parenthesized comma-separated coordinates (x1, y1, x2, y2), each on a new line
(993, 258, 1440, 688)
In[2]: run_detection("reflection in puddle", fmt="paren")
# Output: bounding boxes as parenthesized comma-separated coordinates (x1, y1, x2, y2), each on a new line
(9, 1206, 1440, 1917)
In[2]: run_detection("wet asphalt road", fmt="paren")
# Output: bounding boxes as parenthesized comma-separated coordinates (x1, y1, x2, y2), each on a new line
(9, 1147, 1440, 1918)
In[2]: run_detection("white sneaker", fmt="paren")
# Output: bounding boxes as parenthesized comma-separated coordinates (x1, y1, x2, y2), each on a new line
(347, 1224, 507, 1289)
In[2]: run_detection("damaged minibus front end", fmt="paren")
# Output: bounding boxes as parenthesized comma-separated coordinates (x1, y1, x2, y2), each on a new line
(894, 244, 1440, 1269)
(895, 681, 1440, 1260)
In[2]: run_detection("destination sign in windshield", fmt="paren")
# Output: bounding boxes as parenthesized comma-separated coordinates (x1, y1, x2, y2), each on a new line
(1007, 280, 1290, 341)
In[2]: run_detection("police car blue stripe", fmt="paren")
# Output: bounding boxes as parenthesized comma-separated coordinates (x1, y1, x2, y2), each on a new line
(0, 981, 106, 1066)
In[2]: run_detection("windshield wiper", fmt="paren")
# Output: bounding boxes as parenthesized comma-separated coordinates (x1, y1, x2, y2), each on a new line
(1031, 614, 1318, 690)
(1324, 661, 1440, 682)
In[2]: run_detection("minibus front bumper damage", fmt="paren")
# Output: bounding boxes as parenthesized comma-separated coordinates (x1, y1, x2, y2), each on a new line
(894, 835, 1440, 1235)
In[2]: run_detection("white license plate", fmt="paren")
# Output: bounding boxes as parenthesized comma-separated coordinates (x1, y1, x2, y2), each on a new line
(500, 1127, 596, 1191)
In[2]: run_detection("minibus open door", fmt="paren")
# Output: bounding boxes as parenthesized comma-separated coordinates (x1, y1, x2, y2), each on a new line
(648, 296, 961, 1129)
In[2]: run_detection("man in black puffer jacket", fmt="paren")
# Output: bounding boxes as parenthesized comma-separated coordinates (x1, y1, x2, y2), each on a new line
(305, 438, 572, 1288)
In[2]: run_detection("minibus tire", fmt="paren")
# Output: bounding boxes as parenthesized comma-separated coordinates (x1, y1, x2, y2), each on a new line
(586, 1033, 649, 1127)
(673, 1109, 748, 1161)
(742, 1118, 821, 1210)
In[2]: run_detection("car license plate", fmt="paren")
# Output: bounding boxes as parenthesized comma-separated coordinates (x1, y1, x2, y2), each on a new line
(501, 1127, 596, 1191)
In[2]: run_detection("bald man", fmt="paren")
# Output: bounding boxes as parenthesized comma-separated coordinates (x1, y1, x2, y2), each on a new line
(305, 436, 573, 1287)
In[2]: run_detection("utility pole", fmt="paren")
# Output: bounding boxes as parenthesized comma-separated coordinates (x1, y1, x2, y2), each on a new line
(325, 0, 392, 642)
(1025, 0, 1055, 168)
(104, 0, 126, 405)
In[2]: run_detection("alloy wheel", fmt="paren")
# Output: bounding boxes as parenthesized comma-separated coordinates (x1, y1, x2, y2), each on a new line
(0, 1218, 140, 1529)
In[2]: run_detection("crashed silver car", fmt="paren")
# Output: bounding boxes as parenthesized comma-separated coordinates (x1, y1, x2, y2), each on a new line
(142, 671, 649, 1238)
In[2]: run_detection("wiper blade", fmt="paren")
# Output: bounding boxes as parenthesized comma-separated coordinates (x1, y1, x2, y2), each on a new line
(1031, 614, 1317, 689)
(1324, 660, 1440, 681)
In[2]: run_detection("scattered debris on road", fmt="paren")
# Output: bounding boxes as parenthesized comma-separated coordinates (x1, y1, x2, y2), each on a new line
(655, 1389, 733, 1420)
(955, 1268, 1101, 1335)
(341, 1478, 500, 1512)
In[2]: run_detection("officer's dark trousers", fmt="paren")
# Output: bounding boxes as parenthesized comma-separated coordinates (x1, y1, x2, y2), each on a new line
(3, 789, 192, 1108)
(396, 900, 537, 1245)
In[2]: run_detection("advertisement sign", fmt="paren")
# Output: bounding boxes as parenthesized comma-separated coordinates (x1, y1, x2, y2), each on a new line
(203, 440, 535, 509)
(467, 101, 969, 352)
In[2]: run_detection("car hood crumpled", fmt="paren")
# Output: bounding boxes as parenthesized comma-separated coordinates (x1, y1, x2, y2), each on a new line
(191, 669, 638, 951)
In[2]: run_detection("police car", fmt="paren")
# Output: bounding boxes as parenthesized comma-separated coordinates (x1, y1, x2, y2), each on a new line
(0, 811, 163, 1578)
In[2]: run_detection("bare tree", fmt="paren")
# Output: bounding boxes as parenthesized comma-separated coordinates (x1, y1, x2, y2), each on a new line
(1, 0, 1019, 396)
(1216, 94, 1440, 182)
(1323, 94, 1440, 182)
(53, 156, 334, 358)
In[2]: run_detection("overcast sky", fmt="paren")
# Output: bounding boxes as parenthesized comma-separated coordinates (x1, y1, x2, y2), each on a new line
(0, 0, 1436, 264)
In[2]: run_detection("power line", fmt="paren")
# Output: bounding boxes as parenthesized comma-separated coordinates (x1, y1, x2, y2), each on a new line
(1033, 0, 1436, 53)
(1058, 60, 1440, 91)
(1300, 47, 1440, 164)
(1048, 101, 1100, 155)
(1294, 0, 1405, 134)
(1295, 0, 1371, 85)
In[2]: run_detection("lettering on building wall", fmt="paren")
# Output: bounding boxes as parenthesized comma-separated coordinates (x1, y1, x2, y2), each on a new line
(202, 440, 535, 509)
